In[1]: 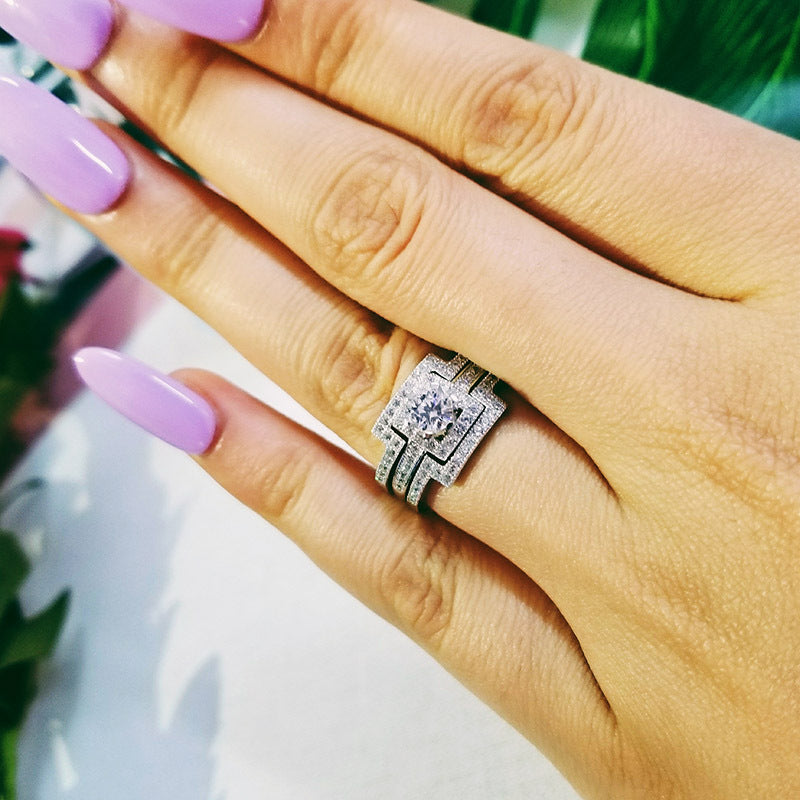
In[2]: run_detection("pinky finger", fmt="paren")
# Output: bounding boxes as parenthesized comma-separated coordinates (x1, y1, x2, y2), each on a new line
(72, 347, 616, 789)
(174, 368, 618, 792)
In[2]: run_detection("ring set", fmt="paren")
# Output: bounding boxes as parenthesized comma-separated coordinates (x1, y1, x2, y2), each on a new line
(372, 353, 506, 509)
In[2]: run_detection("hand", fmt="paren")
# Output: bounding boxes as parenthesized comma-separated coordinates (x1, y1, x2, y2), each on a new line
(2, 1, 798, 797)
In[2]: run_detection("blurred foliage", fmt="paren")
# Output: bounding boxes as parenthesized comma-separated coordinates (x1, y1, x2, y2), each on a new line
(0, 256, 93, 796)
(0, 236, 103, 798)
(0, 255, 118, 477)
(0, 508, 69, 800)
(0, 25, 121, 800)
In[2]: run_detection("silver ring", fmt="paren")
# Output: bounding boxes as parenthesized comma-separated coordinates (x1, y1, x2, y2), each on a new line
(372, 353, 507, 509)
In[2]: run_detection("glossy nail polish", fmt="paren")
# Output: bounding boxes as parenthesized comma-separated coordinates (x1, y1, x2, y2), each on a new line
(119, 0, 264, 42)
(0, 0, 114, 70)
(73, 348, 217, 454)
(0, 75, 130, 215)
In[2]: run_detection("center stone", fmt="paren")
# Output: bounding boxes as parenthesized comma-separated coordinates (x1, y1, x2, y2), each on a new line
(408, 390, 457, 438)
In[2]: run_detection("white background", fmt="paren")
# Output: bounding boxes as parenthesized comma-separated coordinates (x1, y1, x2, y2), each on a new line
(8, 294, 581, 800)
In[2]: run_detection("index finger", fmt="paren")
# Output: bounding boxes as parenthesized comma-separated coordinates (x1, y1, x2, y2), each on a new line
(227, 0, 800, 301)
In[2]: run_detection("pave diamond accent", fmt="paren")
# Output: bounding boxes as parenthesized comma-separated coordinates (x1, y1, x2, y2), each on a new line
(372, 353, 507, 509)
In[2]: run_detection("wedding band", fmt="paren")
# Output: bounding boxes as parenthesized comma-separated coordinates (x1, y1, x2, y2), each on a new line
(372, 353, 507, 509)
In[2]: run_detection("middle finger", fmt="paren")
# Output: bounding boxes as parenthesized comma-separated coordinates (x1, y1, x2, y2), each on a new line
(85, 11, 691, 469)
(67, 130, 621, 607)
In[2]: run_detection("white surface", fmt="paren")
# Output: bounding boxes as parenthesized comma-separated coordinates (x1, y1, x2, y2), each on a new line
(7, 295, 581, 799)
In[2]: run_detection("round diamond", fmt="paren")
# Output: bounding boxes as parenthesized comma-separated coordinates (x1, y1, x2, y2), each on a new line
(408, 390, 457, 438)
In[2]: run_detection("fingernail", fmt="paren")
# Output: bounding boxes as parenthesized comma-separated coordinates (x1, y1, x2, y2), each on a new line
(119, 0, 265, 42)
(73, 348, 217, 454)
(0, 0, 114, 70)
(0, 75, 130, 215)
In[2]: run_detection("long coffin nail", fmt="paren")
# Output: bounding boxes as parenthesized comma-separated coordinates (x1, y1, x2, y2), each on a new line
(119, 0, 265, 42)
(73, 348, 217, 454)
(0, 75, 130, 215)
(0, 0, 114, 70)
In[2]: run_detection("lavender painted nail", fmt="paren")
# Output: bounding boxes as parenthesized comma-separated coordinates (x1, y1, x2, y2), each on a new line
(73, 348, 217, 455)
(0, 0, 114, 70)
(0, 75, 130, 215)
(119, 0, 264, 42)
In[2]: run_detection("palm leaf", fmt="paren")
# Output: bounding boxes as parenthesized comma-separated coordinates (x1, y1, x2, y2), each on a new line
(583, 0, 800, 138)
(473, 0, 542, 38)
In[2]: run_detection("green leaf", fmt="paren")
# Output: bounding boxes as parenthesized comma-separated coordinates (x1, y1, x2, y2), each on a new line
(473, 0, 542, 37)
(0, 535, 28, 621)
(581, 0, 654, 76)
(0, 591, 70, 669)
(51, 78, 78, 107)
(0, 661, 36, 731)
(0, 537, 68, 800)
(0, 281, 55, 386)
(0, 589, 69, 800)
(0, 728, 18, 800)
(583, 0, 800, 138)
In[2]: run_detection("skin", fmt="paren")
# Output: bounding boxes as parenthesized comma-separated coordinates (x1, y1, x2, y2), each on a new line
(58, 1, 799, 797)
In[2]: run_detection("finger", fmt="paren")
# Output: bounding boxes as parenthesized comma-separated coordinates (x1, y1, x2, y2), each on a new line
(225, 0, 800, 300)
(62, 128, 623, 612)
(84, 11, 689, 461)
(176, 367, 618, 791)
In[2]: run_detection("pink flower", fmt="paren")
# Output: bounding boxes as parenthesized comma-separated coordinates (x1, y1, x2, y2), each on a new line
(0, 228, 28, 290)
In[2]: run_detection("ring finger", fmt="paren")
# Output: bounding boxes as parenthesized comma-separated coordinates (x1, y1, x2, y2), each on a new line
(62, 128, 622, 603)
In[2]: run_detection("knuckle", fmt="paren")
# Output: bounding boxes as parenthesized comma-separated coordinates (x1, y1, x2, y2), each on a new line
(149, 209, 229, 295)
(378, 525, 461, 646)
(251, 443, 316, 522)
(307, 313, 419, 435)
(305, 0, 375, 96)
(147, 45, 223, 137)
(459, 55, 609, 185)
(308, 148, 430, 289)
